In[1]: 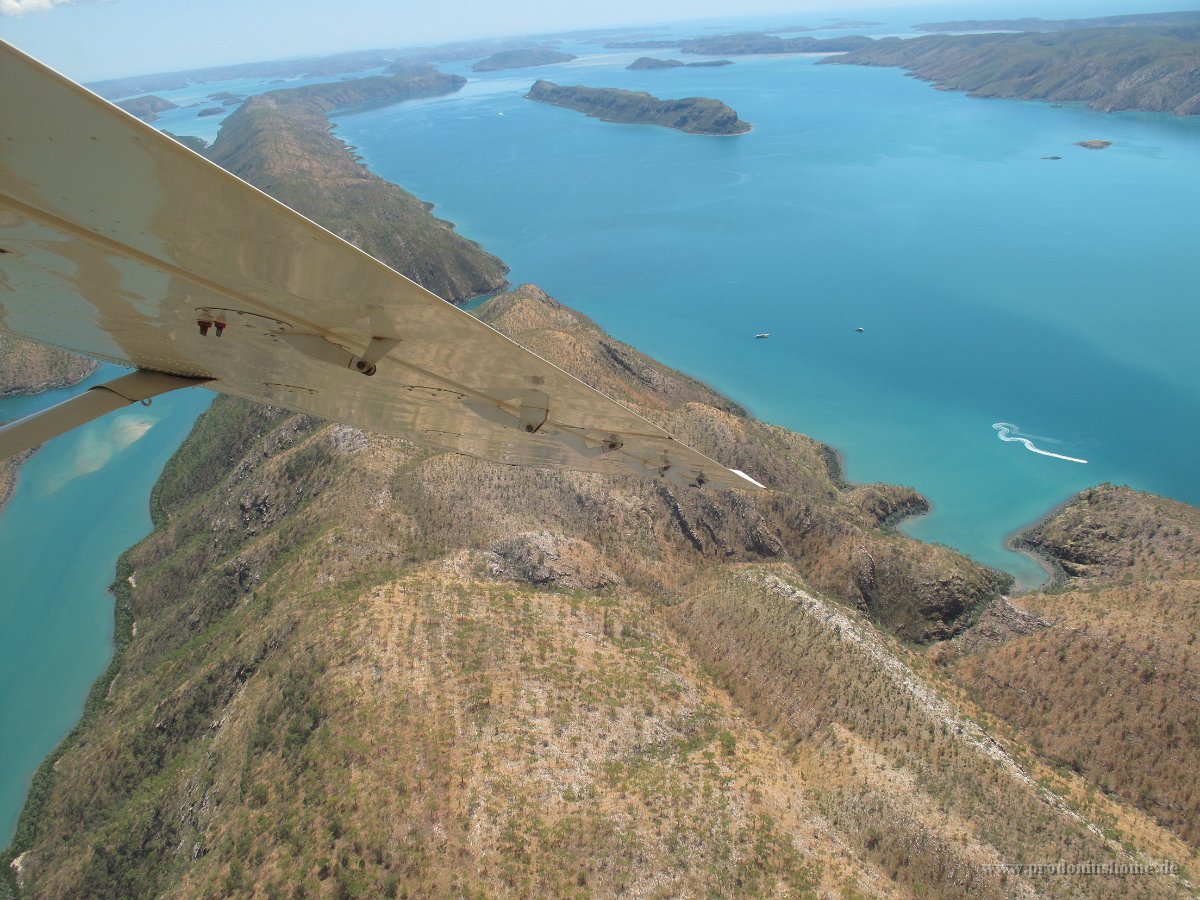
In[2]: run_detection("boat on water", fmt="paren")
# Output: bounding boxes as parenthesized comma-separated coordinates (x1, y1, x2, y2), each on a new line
(755, 332, 770, 339)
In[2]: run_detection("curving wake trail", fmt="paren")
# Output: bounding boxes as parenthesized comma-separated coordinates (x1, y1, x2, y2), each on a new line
(993, 422, 1088, 464)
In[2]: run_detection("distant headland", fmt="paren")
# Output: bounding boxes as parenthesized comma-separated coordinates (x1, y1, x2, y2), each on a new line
(525, 80, 750, 135)
(824, 14, 1200, 116)
(606, 32, 873, 55)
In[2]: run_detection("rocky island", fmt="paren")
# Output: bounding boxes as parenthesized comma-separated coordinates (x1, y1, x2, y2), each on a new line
(824, 16, 1200, 115)
(471, 47, 577, 71)
(1076, 139, 1113, 149)
(627, 57, 733, 70)
(525, 80, 750, 135)
(114, 94, 178, 122)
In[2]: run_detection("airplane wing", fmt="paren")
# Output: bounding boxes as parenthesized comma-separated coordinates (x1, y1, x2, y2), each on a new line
(0, 42, 763, 492)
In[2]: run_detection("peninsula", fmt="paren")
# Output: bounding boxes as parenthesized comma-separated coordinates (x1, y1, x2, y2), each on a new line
(824, 20, 1200, 115)
(114, 94, 178, 122)
(525, 80, 750, 135)
(471, 47, 577, 71)
(206, 69, 508, 302)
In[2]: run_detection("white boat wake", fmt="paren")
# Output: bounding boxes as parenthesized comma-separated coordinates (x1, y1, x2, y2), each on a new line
(992, 422, 1088, 464)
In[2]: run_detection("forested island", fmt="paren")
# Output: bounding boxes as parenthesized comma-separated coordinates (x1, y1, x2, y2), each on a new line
(471, 47, 577, 71)
(825, 17, 1200, 115)
(526, 80, 750, 135)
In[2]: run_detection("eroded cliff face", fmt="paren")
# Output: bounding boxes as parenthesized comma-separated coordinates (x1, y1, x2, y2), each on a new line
(9, 287, 1194, 899)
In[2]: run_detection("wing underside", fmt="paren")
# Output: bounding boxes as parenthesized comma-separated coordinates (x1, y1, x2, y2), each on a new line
(0, 42, 762, 492)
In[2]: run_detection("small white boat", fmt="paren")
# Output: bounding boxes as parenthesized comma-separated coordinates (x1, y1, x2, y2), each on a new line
(754, 332, 770, 339)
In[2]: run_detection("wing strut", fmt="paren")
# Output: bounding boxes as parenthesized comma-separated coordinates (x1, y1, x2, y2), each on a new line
(0, 371, 210, 459)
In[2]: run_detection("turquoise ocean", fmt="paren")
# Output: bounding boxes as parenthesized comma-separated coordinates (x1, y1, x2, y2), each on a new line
(3, 0, 1199, 847)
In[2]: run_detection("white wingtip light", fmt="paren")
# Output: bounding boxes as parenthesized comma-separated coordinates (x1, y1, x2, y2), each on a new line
(0, 41, 764, 492)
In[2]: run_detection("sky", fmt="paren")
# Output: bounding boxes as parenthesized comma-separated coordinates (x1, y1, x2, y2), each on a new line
(0, 0, 1060, 82)
(1, 0, 1191, 82)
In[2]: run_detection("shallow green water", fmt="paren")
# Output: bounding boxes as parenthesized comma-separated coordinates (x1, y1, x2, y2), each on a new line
(334, 34, 1200, 587)
(0, 371, 210, 844)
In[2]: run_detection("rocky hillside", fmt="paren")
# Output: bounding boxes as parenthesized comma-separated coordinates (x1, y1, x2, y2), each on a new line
(6, 288, 1196, 898)
(948, 486, 1200, 847)
(526, 81, 751, 135)
(824, 25, 1200, 116)
(0, 335, 96, 398)
(205, 68, 509, 303)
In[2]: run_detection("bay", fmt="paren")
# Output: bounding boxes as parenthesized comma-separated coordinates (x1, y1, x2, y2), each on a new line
(333, 27, 1200, 587)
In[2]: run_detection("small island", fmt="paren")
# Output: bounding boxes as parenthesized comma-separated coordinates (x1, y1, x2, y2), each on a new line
(472, 48, 577, 72)
(1076, 139, 1112, 149)
(525, 80, 750, 135)
(197, 106, 225, 117)
(627, 57, 734, 70)
(114, 94, 178, 122)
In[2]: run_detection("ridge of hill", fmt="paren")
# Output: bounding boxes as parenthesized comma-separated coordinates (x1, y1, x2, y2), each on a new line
(205, 67, 509, 303)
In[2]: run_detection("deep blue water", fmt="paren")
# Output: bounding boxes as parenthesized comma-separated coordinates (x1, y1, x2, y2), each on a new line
(329, 25, 1200, 587)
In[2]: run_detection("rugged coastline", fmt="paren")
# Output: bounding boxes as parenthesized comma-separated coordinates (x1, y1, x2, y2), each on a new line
(4, 44, 1200, 899)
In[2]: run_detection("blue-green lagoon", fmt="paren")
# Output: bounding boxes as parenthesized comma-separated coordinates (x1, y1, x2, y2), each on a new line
(334, 45, 1200, 586)
(0, 371, 210, 844)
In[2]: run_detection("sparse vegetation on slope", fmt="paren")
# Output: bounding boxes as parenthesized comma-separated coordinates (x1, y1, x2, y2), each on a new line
(6, 291, 1193, 898)
(951, 485, 1200, 849)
